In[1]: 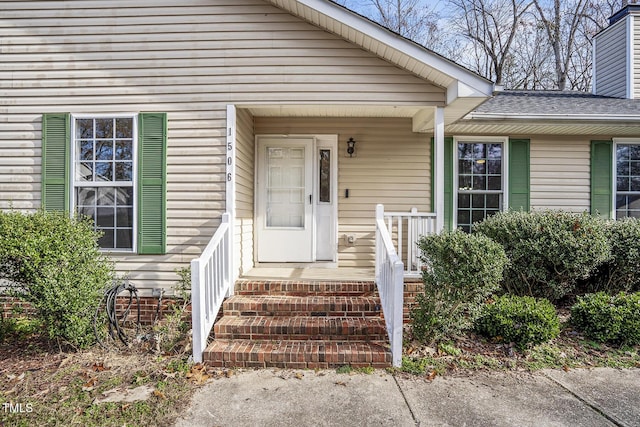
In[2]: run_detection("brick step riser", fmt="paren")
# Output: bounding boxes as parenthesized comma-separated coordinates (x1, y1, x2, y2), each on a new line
(214, 321, 387, 342)
(235, 280, 377, 296)
(223, 297, 382, 318)
(204, 340, 391, 369)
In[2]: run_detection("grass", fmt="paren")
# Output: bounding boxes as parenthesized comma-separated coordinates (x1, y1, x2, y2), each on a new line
(0, 306, 221, 427)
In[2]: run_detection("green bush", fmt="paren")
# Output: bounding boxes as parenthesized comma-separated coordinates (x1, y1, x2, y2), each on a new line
(0, 210, 114, 348)
(411, 230, 508, 344)
(570, 292, 640, 345)
(582, 218, 640, 294)
(475, 295, 560, 349)
(474, 210, 610, 302)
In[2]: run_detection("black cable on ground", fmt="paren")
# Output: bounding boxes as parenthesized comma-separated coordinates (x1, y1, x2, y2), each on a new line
(94, 279, 141, 349)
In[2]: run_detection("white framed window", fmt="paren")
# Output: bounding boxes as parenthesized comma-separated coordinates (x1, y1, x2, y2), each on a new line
(454, 136, 508, 232)
(71, 115, 137, 251)
(614, 139, 640, 219)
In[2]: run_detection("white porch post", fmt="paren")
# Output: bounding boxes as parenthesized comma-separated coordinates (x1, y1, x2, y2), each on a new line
(226, 105, 237, 289)
(434, 106, 445, 232)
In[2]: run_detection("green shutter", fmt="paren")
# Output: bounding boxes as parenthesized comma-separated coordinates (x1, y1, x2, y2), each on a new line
(508, 138, 530, 212)
(138, 112, 167, 254)
(591, 140, 613, 219)
(41, 113, 70, 212)
(444, 136, 454, 231)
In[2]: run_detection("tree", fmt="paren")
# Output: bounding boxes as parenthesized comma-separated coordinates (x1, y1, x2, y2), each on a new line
(447, 0, 534, 86)
(366, 0, 443, 50)
(533, 0, 589, 90)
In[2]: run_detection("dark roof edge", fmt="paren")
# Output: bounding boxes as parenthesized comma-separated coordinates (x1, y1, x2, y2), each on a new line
(610, 4, 640, 25)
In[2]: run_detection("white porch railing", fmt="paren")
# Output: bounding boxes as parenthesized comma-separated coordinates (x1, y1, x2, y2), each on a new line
(383, 207, 437, 278)
(191, 213, 233, 364)
(375, 204, 404, 367)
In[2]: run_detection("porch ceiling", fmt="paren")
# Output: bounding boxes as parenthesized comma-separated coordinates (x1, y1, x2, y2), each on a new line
(447, 120, 640, 136)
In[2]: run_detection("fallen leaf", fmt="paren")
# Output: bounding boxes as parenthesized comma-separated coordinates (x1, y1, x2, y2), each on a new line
(82, 376, 98, 391)
(335, 381, 347, 386)
(153, 389, 166, 399)
(563, 365, 570, 372)
(294, 372, 304, 380)
(426, 370, 437, 381)
(92, 362, 110, 372)
(187, 364, 210, 384)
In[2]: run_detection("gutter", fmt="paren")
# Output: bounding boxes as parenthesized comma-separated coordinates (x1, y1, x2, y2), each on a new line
(463, 112, 640, 122)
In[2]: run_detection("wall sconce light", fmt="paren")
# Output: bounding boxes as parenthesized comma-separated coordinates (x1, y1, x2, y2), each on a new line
(347, 137, 356, 157)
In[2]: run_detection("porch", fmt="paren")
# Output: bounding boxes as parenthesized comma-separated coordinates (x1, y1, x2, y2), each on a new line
(193, 106, 449, 368)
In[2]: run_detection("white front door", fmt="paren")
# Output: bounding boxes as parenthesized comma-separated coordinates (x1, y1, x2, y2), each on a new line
(257, 138, 314, 262)
(256, 136, 337, 263)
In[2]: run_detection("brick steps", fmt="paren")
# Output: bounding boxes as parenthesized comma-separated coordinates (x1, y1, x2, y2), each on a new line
(203, 279, 394, 368)
(222, 295, 381, 317)
(214, 315, 387, 341)
(204, 339, 391, 369)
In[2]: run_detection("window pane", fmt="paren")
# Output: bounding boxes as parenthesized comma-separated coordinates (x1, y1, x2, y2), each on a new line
(116, 207, 134, 227)
(617, 145, 630, 161)
(79, 140, 94, 160)
(77, 162, 93, 181)
(115, 162, 133, 181)
(116, 118, 133, 139)
(472, 210, 485, 224)
(488, 176, 502, 190)
(76, 119, 93, 139)
(487, 159, 501, 174)
(459, 160, 472, 174)
(115, 141, 133, 161)
(78, 206, 95, 222)
(97, 188, 114, 205)
(459, 175, 471, 190)
(488, 144, 502, 159)
(95, 162, 113, 181)
(630, 145, 640, 160)
(632, 177, 640, 192)
(319, 149, 330, 203)
(472, 160, 486, 175)
(77, 187, 96, 206)
(116, 229, 133, 249)
(95, 119, 113, 138)
(116, 187, 133, 206)
(472, 194, 485, 208)
(457, 209, 470, 226)
(98, 230, 115, 249)
(96, 207, 114, 227)
(95, 140, 113, 161)
(486, 194, 500, 209)
(472, 175, 486, 190)
(458, 193, 470, 208)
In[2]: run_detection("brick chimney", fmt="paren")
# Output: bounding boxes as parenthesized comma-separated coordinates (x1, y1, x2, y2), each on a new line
(593, 2, 640, 98)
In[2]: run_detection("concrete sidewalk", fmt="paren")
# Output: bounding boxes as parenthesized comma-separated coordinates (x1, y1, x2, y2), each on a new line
(173, 368, 640, 427)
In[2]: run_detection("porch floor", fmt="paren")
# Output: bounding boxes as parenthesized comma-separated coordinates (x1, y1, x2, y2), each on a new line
(241, 267, 375, 282)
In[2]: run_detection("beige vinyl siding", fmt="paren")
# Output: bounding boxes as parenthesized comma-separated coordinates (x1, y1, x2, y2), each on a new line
(0, 0, 443, 290)
(254, 117, 431, 268)
(595, 17, 628, 98)
(235, 108, 255, 276)
(529, 138, 591, 212)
